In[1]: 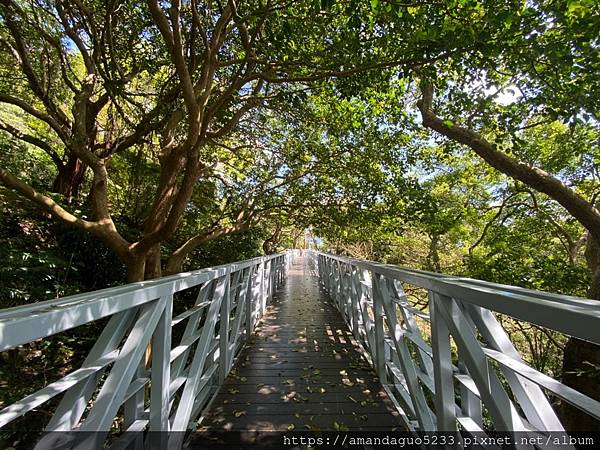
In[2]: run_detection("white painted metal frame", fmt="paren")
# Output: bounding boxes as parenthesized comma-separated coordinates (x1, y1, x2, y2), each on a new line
(0, 253, 288, 447)
(311, 251, 600, 434)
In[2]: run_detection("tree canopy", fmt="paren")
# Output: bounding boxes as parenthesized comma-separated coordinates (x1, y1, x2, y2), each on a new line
(0, 0, 598, 432)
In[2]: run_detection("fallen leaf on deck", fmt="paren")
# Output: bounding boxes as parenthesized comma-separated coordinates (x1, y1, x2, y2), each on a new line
(333, 421, 349, 431)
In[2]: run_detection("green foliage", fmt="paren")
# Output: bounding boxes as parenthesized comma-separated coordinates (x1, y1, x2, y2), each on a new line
(0, 189, 130, 307)
(0, 129, 57, 190)
(0, 0, 598, 434)
(0, 191, 78, 306)
(466, 229, 590, 297)
(187, 229, 269, 270)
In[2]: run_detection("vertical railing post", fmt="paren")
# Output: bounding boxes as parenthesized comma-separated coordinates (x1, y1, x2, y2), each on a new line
(316, 254, 321, 283)
(371, 272, 387, 384)
(337, 262, 346, 320)
(316, 254, 321, 282)
(358, 267, 374, 352)
(149, 294, 173, 437)
(430, 292, 456, 430)
(170, 276, 227, 435)
(349, 265, 361, 341)
(324, 256, 330, 290)
(227, 268, 249, 368)
(218, 269, 231, 384)
(265, 258, 270, 302)
(343, 265, 352, 321)
(333, 262, 340, 307)
(260, 257, 267, 316)
(245, 264, 256, 341)
(328, 258, 332, 287)
(269, 258, 274, 302)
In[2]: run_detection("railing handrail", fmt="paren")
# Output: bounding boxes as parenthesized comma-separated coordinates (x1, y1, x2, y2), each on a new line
(0, 251, 290, 446)
(310, 250, 600, 434)
(0, 253, 285, 352)
(0, 253, 282, 317)
(314, 251, 600, 345)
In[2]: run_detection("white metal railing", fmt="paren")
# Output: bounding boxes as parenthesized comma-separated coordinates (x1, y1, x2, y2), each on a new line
(310, 251, 600, 434)
(0, 253, 288, 448)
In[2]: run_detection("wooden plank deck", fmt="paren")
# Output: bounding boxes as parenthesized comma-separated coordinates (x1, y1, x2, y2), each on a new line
(198, 257, 403, 432)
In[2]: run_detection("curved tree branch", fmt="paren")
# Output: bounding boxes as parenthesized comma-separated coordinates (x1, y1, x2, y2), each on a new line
(417, 81, 600, 244)
(164, 218, 256, 274)
(0, 94, 70, 143)
(0, 167, 131, 261)
(0, 119, 63, 167)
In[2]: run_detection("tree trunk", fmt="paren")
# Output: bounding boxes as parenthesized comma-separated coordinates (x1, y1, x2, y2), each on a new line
(126, 258, 146, 283)
(52, 154, 87, 200)
(559, 237, 600, 431)
(125, 246, 162, 282)
(263, 225, 282, 255)
(165, 253, 185, 276)
(124, 249, 160, 376)
(426, 233, 442, 272)
(262, 239, 275, 254)
(293, 232, 301, 249)
(144, 244, 162, 280)
(560, 338, 600, 430)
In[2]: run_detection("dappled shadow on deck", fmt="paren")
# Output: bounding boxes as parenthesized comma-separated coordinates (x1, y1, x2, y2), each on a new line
(198, 257, 402, 432)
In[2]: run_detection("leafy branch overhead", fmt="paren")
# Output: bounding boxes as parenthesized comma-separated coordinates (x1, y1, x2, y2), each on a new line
(0, 0, 599, 433)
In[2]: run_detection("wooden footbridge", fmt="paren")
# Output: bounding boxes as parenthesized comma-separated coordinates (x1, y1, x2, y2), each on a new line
(0, 251, 599, 449)
(200, 258, 402, 433)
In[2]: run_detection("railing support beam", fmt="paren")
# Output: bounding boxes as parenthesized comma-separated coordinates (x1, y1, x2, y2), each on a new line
(309, 250, 600, 434)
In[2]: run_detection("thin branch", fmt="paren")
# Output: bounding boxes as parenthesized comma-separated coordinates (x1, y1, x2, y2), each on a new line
(0, 119, 63, 167)
(0, 94, 70, 143)
(417, 80, 600, 244)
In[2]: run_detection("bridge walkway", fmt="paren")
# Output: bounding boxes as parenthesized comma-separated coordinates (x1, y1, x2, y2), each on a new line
(198, 257, 403, 432)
